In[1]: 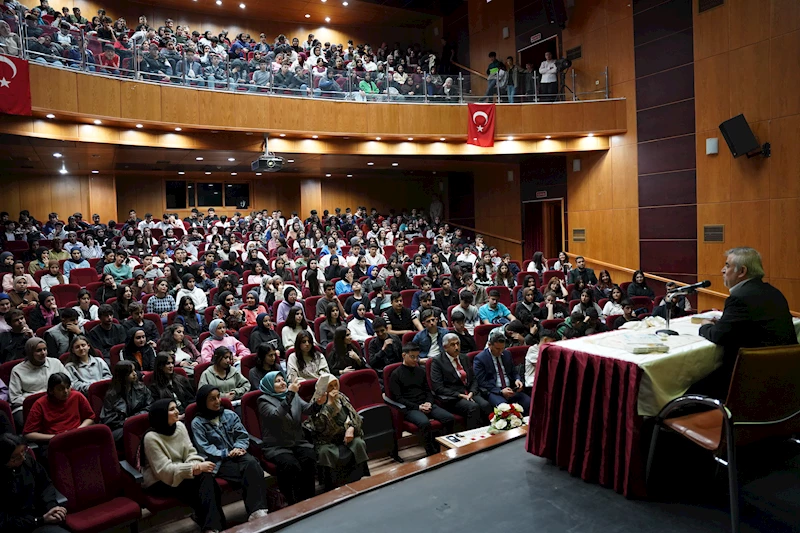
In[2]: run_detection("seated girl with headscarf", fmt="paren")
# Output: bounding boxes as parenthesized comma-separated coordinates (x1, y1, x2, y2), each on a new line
(346, 302, 373, 343)
(191, 385, 269, 522)
(199, 319, 251, 365)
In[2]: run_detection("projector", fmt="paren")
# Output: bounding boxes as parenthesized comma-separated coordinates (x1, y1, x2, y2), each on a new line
(251, 155, 284, 172)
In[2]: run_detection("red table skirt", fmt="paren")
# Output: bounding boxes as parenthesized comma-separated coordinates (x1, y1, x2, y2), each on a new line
(525, 343, 648, 498)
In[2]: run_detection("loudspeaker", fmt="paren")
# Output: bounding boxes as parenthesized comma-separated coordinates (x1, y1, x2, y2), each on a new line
(719, 114, 759, 158)
(544, 0, 568, 28)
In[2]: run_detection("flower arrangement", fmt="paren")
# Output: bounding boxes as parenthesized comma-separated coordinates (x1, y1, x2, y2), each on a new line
(487, 403, 524, 434)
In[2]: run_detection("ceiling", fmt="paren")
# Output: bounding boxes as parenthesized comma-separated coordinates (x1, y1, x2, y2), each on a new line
(0, 134, 528, 177)
(131, 0, 441, 28)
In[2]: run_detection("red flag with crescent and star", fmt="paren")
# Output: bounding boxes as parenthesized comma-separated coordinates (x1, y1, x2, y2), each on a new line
(0, 54, 32, 116)
(467, 103, 495, 147)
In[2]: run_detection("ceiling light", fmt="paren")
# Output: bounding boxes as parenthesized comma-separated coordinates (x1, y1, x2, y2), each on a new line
(196, 157, 204, 161)
(239, 2, 245, 7)
(178, 171, 185, 175)
(93, 119, 101, 125)
(391, 162, 399, 166)
(347, 174, 353, 177)
(375, 137, 381, 141)
(545, 135, 551, 139)
(507, 136, 514, 141)
(59, 162, 67, 174)
(227, 157, 235, 161)
(587, 133, 594, 137)
(53, 152, 62, 158)
(256, 172, 262, 175)
(325, 17, 331, 22)
(342, 1, 348, 4)
(216, 0, 222, 4)
(231, 172, 238, 176)
(175, 127, 182, 131)
(325, 173, 331, 177)
(305, 13, 310, 18)
(279, 133, 286, 137)
(91, 170, 99, 174)
(407, 137, 413, 141)
(135, 124, 143, 128)
(367, 162, 374, 166)
(439, 137, 446, 141)
(287, 159, 294, 163)
(312, 135, 318, 139)
(46, 114, 55, 119)
(205, 171, 211, 175)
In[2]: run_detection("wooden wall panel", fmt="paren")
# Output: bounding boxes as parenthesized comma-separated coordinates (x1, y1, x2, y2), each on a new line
(77, 75, 121, 118)
(694, 53, 729, 133)
(729, 41, 771, 123)
(467, 0, 517, 95)
(28, 67, 78, 114)
(161, 86, 199, 126)
(695, 134, 730, 203)
(770, 0, 800, 38)
(89, 176, 118, 223)
(299, 179, 322, 220)
(473, 164, 522, 258)
(770, 29, 800, 119)
(116, 176, 163, 222)
(120, 81, 163, 122)
(769, 114, 800, 199)
(729, 0, 772, 49)
(692, 0, 728, 60)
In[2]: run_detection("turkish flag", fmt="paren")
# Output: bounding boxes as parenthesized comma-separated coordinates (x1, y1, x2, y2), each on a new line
(0, 54, 32, 116)
(467, 103, 495, 147)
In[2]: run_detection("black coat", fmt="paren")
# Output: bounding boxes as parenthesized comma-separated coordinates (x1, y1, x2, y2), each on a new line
(0, 456, 59, 532)
(430, 352, 479, 403)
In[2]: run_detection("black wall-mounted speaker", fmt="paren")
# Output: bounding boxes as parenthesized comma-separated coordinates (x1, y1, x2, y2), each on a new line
(719, 114, 760, 158)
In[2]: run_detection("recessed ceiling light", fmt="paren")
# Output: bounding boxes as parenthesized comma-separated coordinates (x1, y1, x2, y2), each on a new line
(287, 159, 295, 163)
(545, 135, 551, 139)
(175, 127, 182, 131)
(305, 13, 310, 17)
(93, 119, 101, 125)
(347, 174, 353, 177)
(255, 172, 262, 175)
(135, 124, 143, 128)
(178, 171, 185, 175)
(407, 137, 413, 141)
(392, 162, 399, 166)
(196, 157, 204, 161)
(342, 1, 348, 4)
(325, 17, 331, 22)
(439, 137, 446, 141)
(59, 167, 68, 175)
(507, 136, 514, 141)
(46, 114, 55, 119)
(375, 137, 381, 141)
(279, 133, 286, 137)
(231, 172, 238, 176)
(312, 135, 319, 139)
(216, 0, 222, 4)
(227, 157, 235, 162)
(239, 2, 245, 7)
(53, 152, 62, 158)
(91, 170, 99, 174)
(325, 173, 332, 177)
(367, 162, 374, 166)
(205, 171, 211, 175)
(587, 133, 594, 137)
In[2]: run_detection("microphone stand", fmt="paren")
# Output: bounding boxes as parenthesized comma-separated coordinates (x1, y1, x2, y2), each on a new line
(655, 290, 682, 337)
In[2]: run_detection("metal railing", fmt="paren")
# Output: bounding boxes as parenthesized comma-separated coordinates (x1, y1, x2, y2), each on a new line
(4, 16, 611, 105)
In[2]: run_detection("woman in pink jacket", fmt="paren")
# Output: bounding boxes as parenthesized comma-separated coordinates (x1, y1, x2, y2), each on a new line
(199, 319, 251, 364)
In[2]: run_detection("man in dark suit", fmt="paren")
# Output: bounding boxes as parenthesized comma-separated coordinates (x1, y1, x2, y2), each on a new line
(430, 333, 492, 429)
(697, 247, 798, 398)
(473, 329, 531, 415)
(567, 256, 598, 285)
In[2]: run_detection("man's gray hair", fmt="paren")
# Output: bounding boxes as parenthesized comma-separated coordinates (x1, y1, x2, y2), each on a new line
(487, 328, 506, 345)
(726, 247, 764, 279)
(442, 332, 459, 345)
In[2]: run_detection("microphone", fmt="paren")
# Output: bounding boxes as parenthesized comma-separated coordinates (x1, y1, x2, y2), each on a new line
(669, 280, 711, 294)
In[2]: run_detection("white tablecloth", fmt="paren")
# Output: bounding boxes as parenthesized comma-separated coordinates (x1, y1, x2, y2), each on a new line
(553, 316, 800, 416)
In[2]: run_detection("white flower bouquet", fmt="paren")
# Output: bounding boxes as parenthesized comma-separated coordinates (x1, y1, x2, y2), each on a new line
(487, 403, 524, 434)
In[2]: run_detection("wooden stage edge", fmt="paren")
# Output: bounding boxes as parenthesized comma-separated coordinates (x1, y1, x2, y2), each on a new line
(227, 427, 527, 533)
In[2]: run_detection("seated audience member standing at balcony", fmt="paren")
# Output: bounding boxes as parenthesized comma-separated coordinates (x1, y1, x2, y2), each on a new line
(627, 270, 654, 299)
(567, 256, 597, 285)
(478, 289, 515, 325)
(0, 21, 22, 57)
(481, 51, 504, 102)
(431, 333, 491, 430)
(539, 51, 558, 101)
(204, 53, 227, 89)
(389, 343, 454, 456)
(474, 329, 531, 414)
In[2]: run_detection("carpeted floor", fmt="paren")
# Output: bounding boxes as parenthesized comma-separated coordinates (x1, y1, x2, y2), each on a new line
(279, 437, 800, 533)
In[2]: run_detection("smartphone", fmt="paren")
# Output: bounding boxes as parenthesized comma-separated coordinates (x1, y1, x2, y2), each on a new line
(445, 435, 460, 443)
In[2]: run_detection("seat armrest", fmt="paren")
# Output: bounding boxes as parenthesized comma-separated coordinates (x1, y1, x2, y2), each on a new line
(248, 434, 263, 447)
(655, 394, 728, 421)
(382, 394, 406, 411)
(54, 488, 68, 506)
(120, 460, 144, 483)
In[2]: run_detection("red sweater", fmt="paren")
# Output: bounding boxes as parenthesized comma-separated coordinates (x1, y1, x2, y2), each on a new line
(99, 53, 120, 69)
(23, 391, 95, 435)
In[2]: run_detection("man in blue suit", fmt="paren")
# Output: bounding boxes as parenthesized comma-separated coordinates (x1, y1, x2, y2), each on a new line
(412, 309, 448, 358)
(474, 328, 531, 415)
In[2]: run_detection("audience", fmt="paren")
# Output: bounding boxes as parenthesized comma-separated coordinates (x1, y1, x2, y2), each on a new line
(9, 337, 68, 429)
(148, 352, 195, 413)
(63, 334, 111, 393)
(199, 319, 250, 364)
(100, 360, 153, 445)
(286, 330, 330, 382)
(473, 329, 530, 414)
(198, 346, 250, 400)
(86, 304, 127, 362)
(327, 326, 368, 376)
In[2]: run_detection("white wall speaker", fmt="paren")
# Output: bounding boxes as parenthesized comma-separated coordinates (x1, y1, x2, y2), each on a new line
(706, 137, 719, 155)
(572, 158, 581, 172)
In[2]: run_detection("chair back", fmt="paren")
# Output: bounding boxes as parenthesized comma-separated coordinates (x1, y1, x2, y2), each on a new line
(304, 296, 321, 319)
(400, 289, 416, 309)
(87, 379, 112, 419)
(240, 390, 262, 439)
(194, 362, 212, 389)
(51, 284, 81, 307)
(122, 413, 150, 469)
(0, 358, 23, 386)
(401, 331, 416, 345)
(507, 345, 530, 367)
(49, 425, 126, 511)
(240, 354, 257, 379)
(239, 325, 255, 348)
(474, 324, 495, 349)
(487, 286, 512, 306)
(0, 399, 15, 433)
(109, 344, 125, 367)
(382, 363, 402, 402)
(69, 268, 100, 288)
(297, 378, 317, 402)
(363, 336, 375, 365)
(144, 313, 164, 335)
(339, 369, 383, 409)
(23, 391, 47, 422)
(726, 345, 800, 446)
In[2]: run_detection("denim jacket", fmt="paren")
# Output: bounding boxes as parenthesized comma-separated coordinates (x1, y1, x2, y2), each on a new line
(190, 409, 250, 474)
(412, 326, 448, 358)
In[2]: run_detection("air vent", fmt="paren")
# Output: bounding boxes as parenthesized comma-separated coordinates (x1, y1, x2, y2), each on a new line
(566, 46, 582, 61)
(699, 0, 724, 14)
(703, 224, 724, 243)
(572, 228, 586, 242)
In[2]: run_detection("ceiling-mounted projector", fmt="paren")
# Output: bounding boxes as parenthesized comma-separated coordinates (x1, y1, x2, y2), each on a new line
(252, 134, 284, 172)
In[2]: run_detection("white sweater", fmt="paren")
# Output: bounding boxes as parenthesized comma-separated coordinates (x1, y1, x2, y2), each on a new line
(9, 357, 68, 413)
(142, 422, 204, 488)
